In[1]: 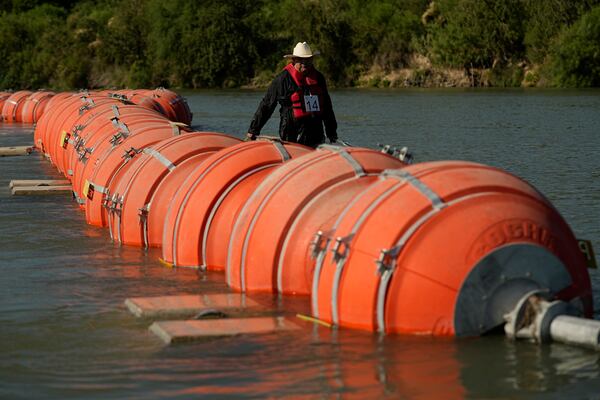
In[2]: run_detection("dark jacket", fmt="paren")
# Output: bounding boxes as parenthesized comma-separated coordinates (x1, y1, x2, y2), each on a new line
(248, 67, 337, 147)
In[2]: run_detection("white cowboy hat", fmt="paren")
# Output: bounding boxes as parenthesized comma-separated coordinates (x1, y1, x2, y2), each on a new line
(283, 42, 321, 58)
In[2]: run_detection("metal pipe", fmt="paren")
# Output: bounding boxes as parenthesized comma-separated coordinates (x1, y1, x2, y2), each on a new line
(550, 315, 600, 350)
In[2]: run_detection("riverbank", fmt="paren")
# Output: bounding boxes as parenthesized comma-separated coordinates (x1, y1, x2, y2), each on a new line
(242, 55, 545, 90)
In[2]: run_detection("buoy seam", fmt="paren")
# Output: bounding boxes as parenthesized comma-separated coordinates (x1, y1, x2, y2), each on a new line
(233, 152, 331, 291)
(171, 144, 249, 265)
(311, 179, 378, 318)
(331, 180, 405, 325)
(277, 175, 378, 294)
(202, 163, 277, 268)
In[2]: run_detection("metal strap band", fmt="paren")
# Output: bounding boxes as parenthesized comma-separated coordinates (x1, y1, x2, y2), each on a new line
(111, 118, 130, 135)
(139, 203, 151, 248)
(310, 238, 331, 317)
(271, 140, 291, 161)
(90, 182, 109, 194)
(318, 145, 365, 177)
(329, 182, 404, 325)
(374, 173, 448, 332)
(112, 105, 120, 118)
(375, 207, 442, 332)
(171, 123, 180, 136)
(310, 181, 376, 319)
(339, 150, 365, 177)
(143, 148, 176, 171)
(383, 169, 444, 210)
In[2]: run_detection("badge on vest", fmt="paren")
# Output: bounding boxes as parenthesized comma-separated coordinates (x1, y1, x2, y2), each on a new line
(304, 95, 320, 112)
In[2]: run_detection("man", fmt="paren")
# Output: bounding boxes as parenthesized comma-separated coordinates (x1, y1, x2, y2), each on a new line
(246, 42, 337, 147)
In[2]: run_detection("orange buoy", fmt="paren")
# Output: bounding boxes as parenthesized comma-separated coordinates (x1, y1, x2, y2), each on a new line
(40, 94, 106, 161)
(106, 132, 240, 245)
(82, 121, 186, 226)
(312, 161, 592, 336)
(49, 98, 128, 174)
(0, 93, 11, 115)
(152, 88, 193, 125)
(64, 105, 169, 195)
(226, 146, 407, 294)
(127, 90, 168, 117)
(21, 91, 55, 123)
(2, 90, 32, 122)
(147, 153, 217, 248)
(160, 139, 312, 268)
(33, 92, 74, 150)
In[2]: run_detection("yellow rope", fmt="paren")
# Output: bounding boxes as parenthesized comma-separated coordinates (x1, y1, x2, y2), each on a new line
(296, 313, 333, 328)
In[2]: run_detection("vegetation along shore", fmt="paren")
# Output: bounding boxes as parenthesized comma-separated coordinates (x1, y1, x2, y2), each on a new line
(1, 0, 599, 90)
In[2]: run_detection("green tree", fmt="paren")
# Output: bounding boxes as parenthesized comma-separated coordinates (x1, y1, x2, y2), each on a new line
(522, 0, 597, 64)
(550, 5, 600, 87)
(428, 0, 525, 68)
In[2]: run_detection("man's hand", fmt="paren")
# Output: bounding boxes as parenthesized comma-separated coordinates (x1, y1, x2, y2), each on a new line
(245, 132, 257, 141)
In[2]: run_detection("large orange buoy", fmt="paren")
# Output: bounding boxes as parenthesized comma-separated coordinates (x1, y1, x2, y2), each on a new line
(40, 94, 107, 161)
(21, 91, 55, 123)
(226, 146, 407, 294)
(312, 161, 592, 336)
(0, 93, 12, 117)
(33, 92, 74, 150)
(2, 90, 33, 122)
(64, 105, 169, 194)
(127, 89, 168, 117)
(49, 98, 127, 174)
(106, 133, 240, 245)
(82, 121, 186, 226)
(160, 139, 312, 268)
(147, 153, 216, 248)
(152, 87, 193, 125)
(51, 100, 136, 176)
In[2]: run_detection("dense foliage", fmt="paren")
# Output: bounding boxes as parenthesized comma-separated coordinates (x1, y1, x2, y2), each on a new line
(0, 0, 599, 89)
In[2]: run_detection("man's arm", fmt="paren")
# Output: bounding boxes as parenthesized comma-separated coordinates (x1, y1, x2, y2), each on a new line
(247, 75, 282, 139)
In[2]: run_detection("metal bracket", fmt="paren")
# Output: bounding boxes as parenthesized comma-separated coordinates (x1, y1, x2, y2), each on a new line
(377, 143, 414, 163)
(310, 230, 334, 260)
(109, 93, 128, 101)
(78, 104, 92, 115)
(122, 147, 142, 161)
(331, 234, 354, 263)
(78, 146, 93, 162)
(104, 194, 123, 215)
(375, 246, 402, 275)
(138, 204, 150, 221)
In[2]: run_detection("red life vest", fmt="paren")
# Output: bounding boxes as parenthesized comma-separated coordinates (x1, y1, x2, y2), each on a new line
(284, 63, 324, 120)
